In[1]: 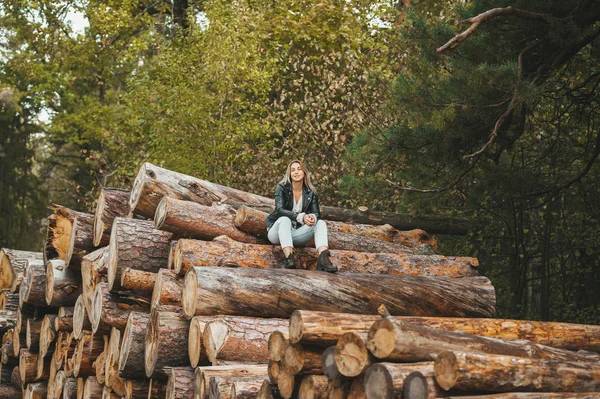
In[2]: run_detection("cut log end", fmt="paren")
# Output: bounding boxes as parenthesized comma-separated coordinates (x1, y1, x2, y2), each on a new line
(182, 270, 198, 318)
(173, 240, 184, 275)
(93, 191, 107, 247)
(334, 332, 370, 377)
(433, 351, 457, 391)
(144, 313, 159, 378)
(73, 296, 87, 340)
(367, 318, 397, 359)
(288, 311, 303, 345)
(364, 363, 394, 399)
(188, 317, 204, 367)
(233, 206, 247, 228)
(277, 369, 295, 399)
(205, 319, 229, 365)
(154, 197, 168, 230)
(403, 372, 429, 399)
(268, 331, 289, 362)
(106, 225, 119, 291)
(45, 261, 56, 305)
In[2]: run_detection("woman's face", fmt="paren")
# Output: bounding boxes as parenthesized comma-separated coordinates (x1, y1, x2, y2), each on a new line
(290, 162, 305, 183)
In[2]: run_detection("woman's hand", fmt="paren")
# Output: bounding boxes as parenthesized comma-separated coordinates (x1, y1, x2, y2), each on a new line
(303, 214, 316, 226)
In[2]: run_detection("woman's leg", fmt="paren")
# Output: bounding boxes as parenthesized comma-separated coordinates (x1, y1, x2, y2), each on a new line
(313, 220, 329, 254)
(267, 217, 294, 257)
(290, 224, 316, 247)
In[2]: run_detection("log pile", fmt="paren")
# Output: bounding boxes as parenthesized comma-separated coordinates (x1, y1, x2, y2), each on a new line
(0, 162, 597, 399)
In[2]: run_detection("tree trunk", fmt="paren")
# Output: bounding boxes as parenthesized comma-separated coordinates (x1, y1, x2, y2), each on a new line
(107, 218, 172, 291)
(334, 332, 372, 378)
(144, 310, 190, 378)
(118, 311, 150, 380)
(363, 362, 434, 399)
(65, 212, 97, 270)
(120, 268, 156, 294)
(129, 162, 271, 219)
(19, 349, 40, 384)
(182, 267, 496, 319)
(26, 319, 43, 352)
(195, 365, 269, 399)
(81, 247, 108, 318)
(94, 338, 107, 385)
(44, 205, 91, 264)
(322, 347, 342, 381)
(21, 259, 52, 308)
(0, 291, 20, 312)
(281, 344, 322, 376)
(291, 310, 600, 352)
(235, 205, 438, 249)
(91, 282, 146, 333)
(203, 316, 287, 365)
(151, 269, 183, 312)
(166, 367, 195, 399)
(34, 348, 50, 380)
(154, 198, 261, 244)
(0, 248, 42, 292)
(72, 331, 104, 377)
(299, 375, 329, 399)
(46, 260, 82, 307)
(39, 314, 58, 358)
(434, 350, 600, 392)
(173, 237, 477, 277)
(226, 201, 470, 236)
(366, 318, 600, 363)
(93, 188, 131, 247)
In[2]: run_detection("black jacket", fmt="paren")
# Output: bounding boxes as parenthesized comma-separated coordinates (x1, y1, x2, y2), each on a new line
(265, 182, 321, 229)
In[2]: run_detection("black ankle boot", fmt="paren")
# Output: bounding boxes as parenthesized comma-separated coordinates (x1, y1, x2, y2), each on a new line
(317, 250, 337, 273)
(284, 254, 297, 269)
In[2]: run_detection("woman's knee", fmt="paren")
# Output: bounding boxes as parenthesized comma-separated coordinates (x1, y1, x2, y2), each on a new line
(276, 216, 292, 227)
(316, 220, 327, 230)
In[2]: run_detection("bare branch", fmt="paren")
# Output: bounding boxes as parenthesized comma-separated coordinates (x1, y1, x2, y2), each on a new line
(437, 7, 547, 53)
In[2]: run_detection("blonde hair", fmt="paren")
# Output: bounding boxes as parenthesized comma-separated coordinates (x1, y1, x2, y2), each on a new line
(279, 160, 317, 193)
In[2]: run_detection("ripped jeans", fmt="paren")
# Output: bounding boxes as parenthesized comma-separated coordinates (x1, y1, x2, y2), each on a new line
(267, 216, 328, 249)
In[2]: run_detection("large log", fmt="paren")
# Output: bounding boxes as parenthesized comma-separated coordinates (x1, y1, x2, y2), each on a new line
(54, 306, 74, 332)
(19, 349, 41, 385)
(290, 311, 600, 352)
(91, 282, 146, 333)
(72, 331, 104, 377)
(173, 237, 477, 277)
(93, 188, 131, 247)
(118, 311, 150, 380)
(182, 267, 496, 319)
(366, 318, 600, 364)
(281, 344, 322, 376)
(209, 375, 266, 399)
(0, 290, 20, 312)
(104, 328, 125, 397)
(44, 205, 88, 264)
(267, 331, 289, 362)
(65, 212, 97, 269)
(151, 269, 183, 312)
(434, 350, 600, 392)
(81, 247, 108, 317)
(194, 365, 269, 399)
(202, 316, 288, 365)
(22, 259, 57, 308)
(166, 367, 195, 399)
(26, 319, 43, 352)
(236, 205, 438, 250)
(299, 375, 329, 399)
(321, 347, 342, 381)
(442, 394, 600, 399)
(46, 260, 82, 307)
(154, 198, 262, 244)
(106, 217, 172, 291)
(0, 249, 43, 292)
(129, 162, 271, 218)
(364, 362, 435, 399)
(144, 310, 190, 378)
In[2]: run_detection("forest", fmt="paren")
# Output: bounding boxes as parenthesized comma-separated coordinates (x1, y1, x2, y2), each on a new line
(0, 0, 598, 324)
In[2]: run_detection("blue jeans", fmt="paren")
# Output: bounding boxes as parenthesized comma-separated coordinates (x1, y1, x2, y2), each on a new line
(267, 216, 329, 249)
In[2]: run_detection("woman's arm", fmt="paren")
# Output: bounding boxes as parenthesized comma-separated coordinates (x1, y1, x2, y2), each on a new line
(273, 184, 298, 220)
(308, 192, 321, 220)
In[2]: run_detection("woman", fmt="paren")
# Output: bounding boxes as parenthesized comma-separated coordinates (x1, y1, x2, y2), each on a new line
(265, 160, 336, 272)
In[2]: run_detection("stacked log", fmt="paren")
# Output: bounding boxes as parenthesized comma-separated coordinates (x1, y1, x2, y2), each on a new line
(1, 162, 598, 399)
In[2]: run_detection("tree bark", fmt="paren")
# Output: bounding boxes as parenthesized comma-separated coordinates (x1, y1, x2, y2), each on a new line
(151, 269, 183, 312)
(299, 375, 329, 399)
(326, 379, 350, 399)
(55, 307, 74, 332)
(26, 319, 43, 352)
(195, 365, 269, 399)
(230, 378, 265, 399)
(129, 162, 271, 218)
(107, 217, 172, 291)
(334, 332, 372, 378)
(210, 375, 266, 399)
(281, 344, 322, 376)
(166, 367, 195, 399)
(0, 310, 17, 333)
(441, 394, 600, 399)
(0, 291, 20, 312)
(65, 212, 97, 270)
(0, 248, 42, 292)
(73, 331, 104, 377)
(81, 247, 108, 317)
(173, 237, 477, 277)
(154, 198, 262, 244)
(144, 310, 190, 378)
(46, 260, 82, 307)
(291, 310, 600, 352)
(44, 205, 91, 264)
(118, 311, 150, 380)
(147, 379, 168, 399)
(83, 376, 103, 399)
(0, 385, 20, 398)
(434, 350, 600, 392)
(34, 349, 50, 381)
(93, 188, 131, 247)
(62, 377, 78, 399)
(123, 379, 151, 399)
(203, 316, 287, 365)
(120, 268, 156, 294)
(10, 365, 22, 387)
(19, 349, 41, 384)
(363, 362, 434, 399)
(91, 282, 147, 333)
(182, 267, 496, 319)
(366, 318, 600, 363)
(235, 205, 439, 249)
(1, 330, 17, 366)
(25, 381, 48, 399)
